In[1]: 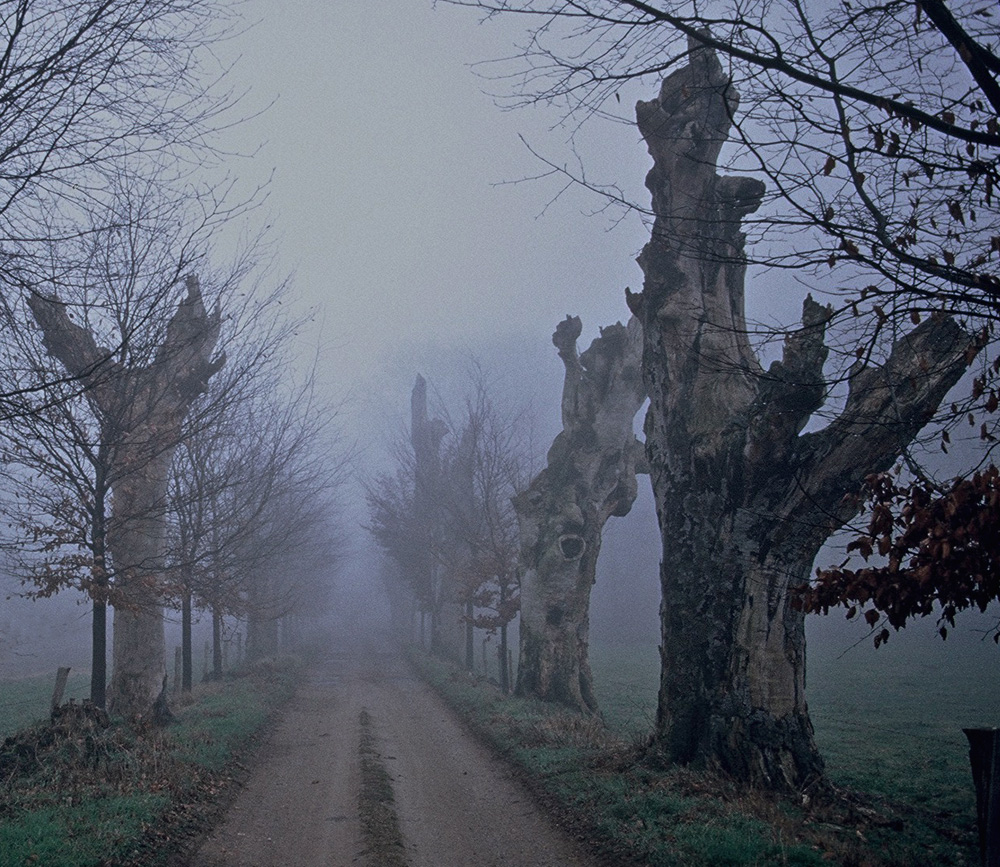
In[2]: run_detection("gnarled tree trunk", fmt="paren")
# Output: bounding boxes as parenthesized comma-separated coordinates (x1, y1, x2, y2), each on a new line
(630, 41, 975, 789)
(514, 315, 646, 713)
(29, 275, 224, 720)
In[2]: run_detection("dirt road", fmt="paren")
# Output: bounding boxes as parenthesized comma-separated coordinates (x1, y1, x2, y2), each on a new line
(186, 645, 602, 867)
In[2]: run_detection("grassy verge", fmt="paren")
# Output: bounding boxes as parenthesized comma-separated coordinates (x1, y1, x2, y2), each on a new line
(589, 639, 992, 824)
(0, 656, 302, 867)
(410, 648, 979, 867)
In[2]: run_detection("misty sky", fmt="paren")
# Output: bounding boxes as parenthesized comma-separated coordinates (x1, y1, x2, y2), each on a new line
(224, 2, 657, 428)
(214, 1, 999, 656)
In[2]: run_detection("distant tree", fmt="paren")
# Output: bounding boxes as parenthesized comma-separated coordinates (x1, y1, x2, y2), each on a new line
(367, 367, 534, 674)
(164, 347, 328, 682)
(445, 376, 532, 688)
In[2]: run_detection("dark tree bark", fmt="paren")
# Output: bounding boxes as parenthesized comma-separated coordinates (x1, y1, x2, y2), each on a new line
(629, 40, 976, 790)
(514, 315, 646, 713)
(91, 456, 110, 708)
(28, 274, 224, 720)
(212, 605, 224, 679)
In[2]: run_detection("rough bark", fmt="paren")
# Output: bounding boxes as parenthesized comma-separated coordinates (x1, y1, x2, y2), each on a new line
(630, 40, 976, 790)
(514, 315, 646, 713)
(28, 275, 224, 720)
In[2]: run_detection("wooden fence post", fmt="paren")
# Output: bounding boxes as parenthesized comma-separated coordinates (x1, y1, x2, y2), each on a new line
(965, 727, 1000, 867)
(51, 667, 70, 711)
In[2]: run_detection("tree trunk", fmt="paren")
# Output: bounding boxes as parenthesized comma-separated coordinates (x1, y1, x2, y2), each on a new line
(465, 600, 475, 671)
(29, 275, 224, 720)
(630, 40, 975, 790)
(499, 622, 510, 694)
(181, 586, 193, 692)
(92, 596, 107, 709)
(514, 316, 646, 713)
(212, 605, 223, 678)
(107, 448, 172, 716)
(91, 503, 108, 708)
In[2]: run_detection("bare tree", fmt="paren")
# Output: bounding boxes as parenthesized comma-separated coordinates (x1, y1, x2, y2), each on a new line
(168, 369, 348, 672)
(0, 1, 236, 286)
(444, 375, 533, 688)
(367, 367, 535, 675)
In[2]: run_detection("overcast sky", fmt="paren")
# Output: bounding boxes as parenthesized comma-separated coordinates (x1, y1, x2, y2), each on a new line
(213, 1, 998, 655)
(220, 1, 658, 440)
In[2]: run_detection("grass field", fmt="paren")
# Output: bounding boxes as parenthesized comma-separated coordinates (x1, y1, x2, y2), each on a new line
(589, 625, 1000, 822)
(0, 670, 91, 739)
(417, 630, 992, 865)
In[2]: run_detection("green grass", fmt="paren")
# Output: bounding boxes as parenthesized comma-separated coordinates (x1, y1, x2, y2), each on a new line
(0, 656, 302, 867)
(0, 671, 91, 739)
(589, 636, 996, 822)
(414, 639, 985, 866)
(412, 650, 829, 867)
(0, 794, 170, 867)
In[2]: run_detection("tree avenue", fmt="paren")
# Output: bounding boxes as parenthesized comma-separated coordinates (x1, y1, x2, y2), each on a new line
(631, 42, 975, 790)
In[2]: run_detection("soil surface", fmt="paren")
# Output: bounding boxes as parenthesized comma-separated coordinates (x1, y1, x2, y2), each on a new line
(185, 645, 602, 867)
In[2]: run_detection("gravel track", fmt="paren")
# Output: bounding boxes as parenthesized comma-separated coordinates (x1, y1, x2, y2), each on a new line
(186, 645, 601, 867)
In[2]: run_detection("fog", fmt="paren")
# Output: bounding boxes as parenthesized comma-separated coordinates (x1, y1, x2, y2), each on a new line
(3, 0, 997, 726)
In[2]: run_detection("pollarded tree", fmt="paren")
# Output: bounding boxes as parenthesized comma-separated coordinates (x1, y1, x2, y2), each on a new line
(28, 274, 223, 719)
(628, 43, 974, 790)
(513, 314, 645, 713)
